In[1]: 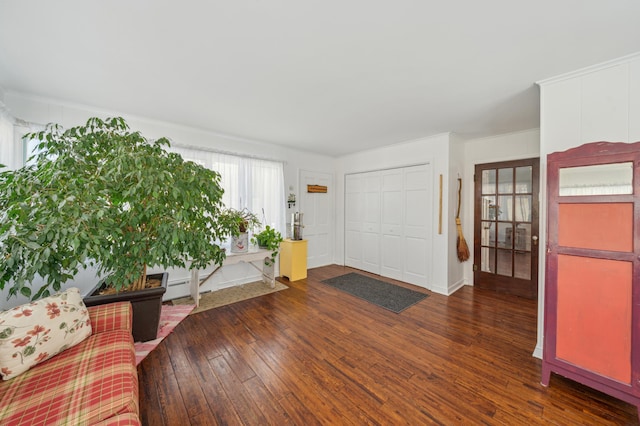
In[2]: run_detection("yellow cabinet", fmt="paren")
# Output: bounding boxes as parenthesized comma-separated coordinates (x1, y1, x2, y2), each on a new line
(279, 239, 307, 281)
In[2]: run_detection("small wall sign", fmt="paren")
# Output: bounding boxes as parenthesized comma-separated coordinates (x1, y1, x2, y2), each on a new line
(307, 185, 327, 193)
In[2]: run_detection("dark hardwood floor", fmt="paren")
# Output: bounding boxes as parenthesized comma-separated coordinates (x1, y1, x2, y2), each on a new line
(138, 265, 638, 425)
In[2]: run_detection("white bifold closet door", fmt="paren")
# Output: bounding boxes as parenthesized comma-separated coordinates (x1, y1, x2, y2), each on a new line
(345, 173, 364, 271)
(345, 164, 432, 288)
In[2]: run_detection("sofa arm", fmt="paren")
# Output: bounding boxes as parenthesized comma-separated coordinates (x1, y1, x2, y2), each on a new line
(88, 301, 133, 334)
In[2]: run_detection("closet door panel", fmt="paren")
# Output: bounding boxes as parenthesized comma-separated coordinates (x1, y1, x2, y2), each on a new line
(380, 234, 402, 280)
(361, 172, 381, 274)
(403, 236, 428, 286)
(345, 229, 363, 270)
(402, 165, 432, 287)
(345, 175, 364, 269)
(362, 232, 380, 274)
(381, 169, 403, 279)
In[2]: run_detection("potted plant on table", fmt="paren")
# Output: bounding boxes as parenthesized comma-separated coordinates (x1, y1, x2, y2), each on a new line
(0, 117, 234, 341)
(219, 208, 261, 253)
(252, 226, 284, 284)
(252, 226, 284, 266)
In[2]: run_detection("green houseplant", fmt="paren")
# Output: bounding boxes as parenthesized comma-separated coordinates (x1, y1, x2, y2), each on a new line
(252, 226, 283, 266)
(0, 117, 234, 303)
(219, 207, 261, 253)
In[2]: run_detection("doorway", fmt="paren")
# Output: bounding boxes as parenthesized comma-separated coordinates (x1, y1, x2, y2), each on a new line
(299, 170, 333, 268)
(473, 158, 539, 299)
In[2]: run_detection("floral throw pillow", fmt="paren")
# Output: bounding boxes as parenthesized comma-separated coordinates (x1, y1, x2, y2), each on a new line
(0, 288, 92, 380)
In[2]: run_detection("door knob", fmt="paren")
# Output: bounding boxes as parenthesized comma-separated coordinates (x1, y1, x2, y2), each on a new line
(532, 235, 538, 246)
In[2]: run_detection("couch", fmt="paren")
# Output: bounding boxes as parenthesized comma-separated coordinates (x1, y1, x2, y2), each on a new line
(0, 300, 140, 425)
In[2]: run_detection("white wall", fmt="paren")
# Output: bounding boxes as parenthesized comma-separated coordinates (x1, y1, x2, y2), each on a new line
(536, 51, 640, 358)
(0, 92, 336, 309)
(335, 133, 464, 295)
(461, 129, 541, 288)
(448, 133, 466, 293)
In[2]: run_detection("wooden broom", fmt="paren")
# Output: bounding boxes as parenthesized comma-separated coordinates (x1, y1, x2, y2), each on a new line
(456, 178, 470, 262)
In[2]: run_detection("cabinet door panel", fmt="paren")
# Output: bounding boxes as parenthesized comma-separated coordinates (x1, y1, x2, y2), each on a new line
(558, 203, 632, 251)
(556, 254, 632, 384)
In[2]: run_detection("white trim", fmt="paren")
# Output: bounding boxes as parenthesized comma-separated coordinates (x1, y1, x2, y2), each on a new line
(5, 89, 282, 148)
(532, 344, 542, 359)
(171, 141, 286, 164)
(536, 51, 640, 86)
(446, 278, 466, 295)
(342, 132, 452, 159)
(344, 161, 431, 177)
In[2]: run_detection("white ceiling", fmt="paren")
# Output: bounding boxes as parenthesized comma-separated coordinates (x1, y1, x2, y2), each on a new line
(1, 1, 639, 157)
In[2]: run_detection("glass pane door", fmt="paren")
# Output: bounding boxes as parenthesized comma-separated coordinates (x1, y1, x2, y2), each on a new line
(474, 158, 539, 299)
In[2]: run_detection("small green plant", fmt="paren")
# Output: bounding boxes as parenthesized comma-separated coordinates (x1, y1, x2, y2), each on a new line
(252, 226, 283, 266)
(219, 208, 261, 235)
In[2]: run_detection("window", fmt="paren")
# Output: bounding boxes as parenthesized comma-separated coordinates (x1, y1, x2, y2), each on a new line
(0, 111, 16, 169)
(15, 126, 286, 237)
(169, 145, 286, 235)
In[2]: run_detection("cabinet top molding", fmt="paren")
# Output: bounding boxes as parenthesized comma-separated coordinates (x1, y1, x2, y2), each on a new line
(548, 141, 640, 162)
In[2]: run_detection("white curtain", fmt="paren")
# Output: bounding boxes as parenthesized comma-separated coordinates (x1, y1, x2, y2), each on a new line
(169, 145, 286, 236)
(559, 184, 631, 196)
(0, 109, 15, 169)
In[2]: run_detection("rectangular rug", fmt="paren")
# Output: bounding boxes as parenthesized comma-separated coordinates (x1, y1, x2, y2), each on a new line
(172, 280, 289, 315)
(134, 304, 194, 365)
(321, 272, 428, 313)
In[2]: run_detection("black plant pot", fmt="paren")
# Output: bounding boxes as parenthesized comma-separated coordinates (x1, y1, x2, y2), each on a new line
(84, 272, 168, 342)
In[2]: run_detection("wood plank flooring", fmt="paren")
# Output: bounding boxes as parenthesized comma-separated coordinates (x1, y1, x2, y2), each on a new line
(138, 265, 638, 425)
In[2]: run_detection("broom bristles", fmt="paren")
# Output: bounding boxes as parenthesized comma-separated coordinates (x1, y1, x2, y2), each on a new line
(455, 218, 470, 262)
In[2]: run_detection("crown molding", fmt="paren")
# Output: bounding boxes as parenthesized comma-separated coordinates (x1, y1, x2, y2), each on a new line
(536, 51, 640, 86)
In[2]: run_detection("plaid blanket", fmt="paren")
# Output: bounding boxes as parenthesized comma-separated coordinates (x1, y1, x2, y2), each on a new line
(0, 302, 140, 425)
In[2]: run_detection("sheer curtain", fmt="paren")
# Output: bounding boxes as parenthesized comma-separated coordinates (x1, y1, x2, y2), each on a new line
(0, 109, 15, 169)
(169, 145, 286, 236)
(10, 128, 287, 234)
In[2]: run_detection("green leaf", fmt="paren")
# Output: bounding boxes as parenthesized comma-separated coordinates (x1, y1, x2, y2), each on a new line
(25, 241, 40, 250)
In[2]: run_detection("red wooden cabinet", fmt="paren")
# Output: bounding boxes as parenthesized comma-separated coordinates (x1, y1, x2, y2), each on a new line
(542, 141, 640, 418)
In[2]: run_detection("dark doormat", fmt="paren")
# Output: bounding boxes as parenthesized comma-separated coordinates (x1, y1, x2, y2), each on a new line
(321, 272, 429, 313)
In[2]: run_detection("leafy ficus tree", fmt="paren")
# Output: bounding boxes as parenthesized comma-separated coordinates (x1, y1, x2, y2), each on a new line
(0, 117, 235, 300)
